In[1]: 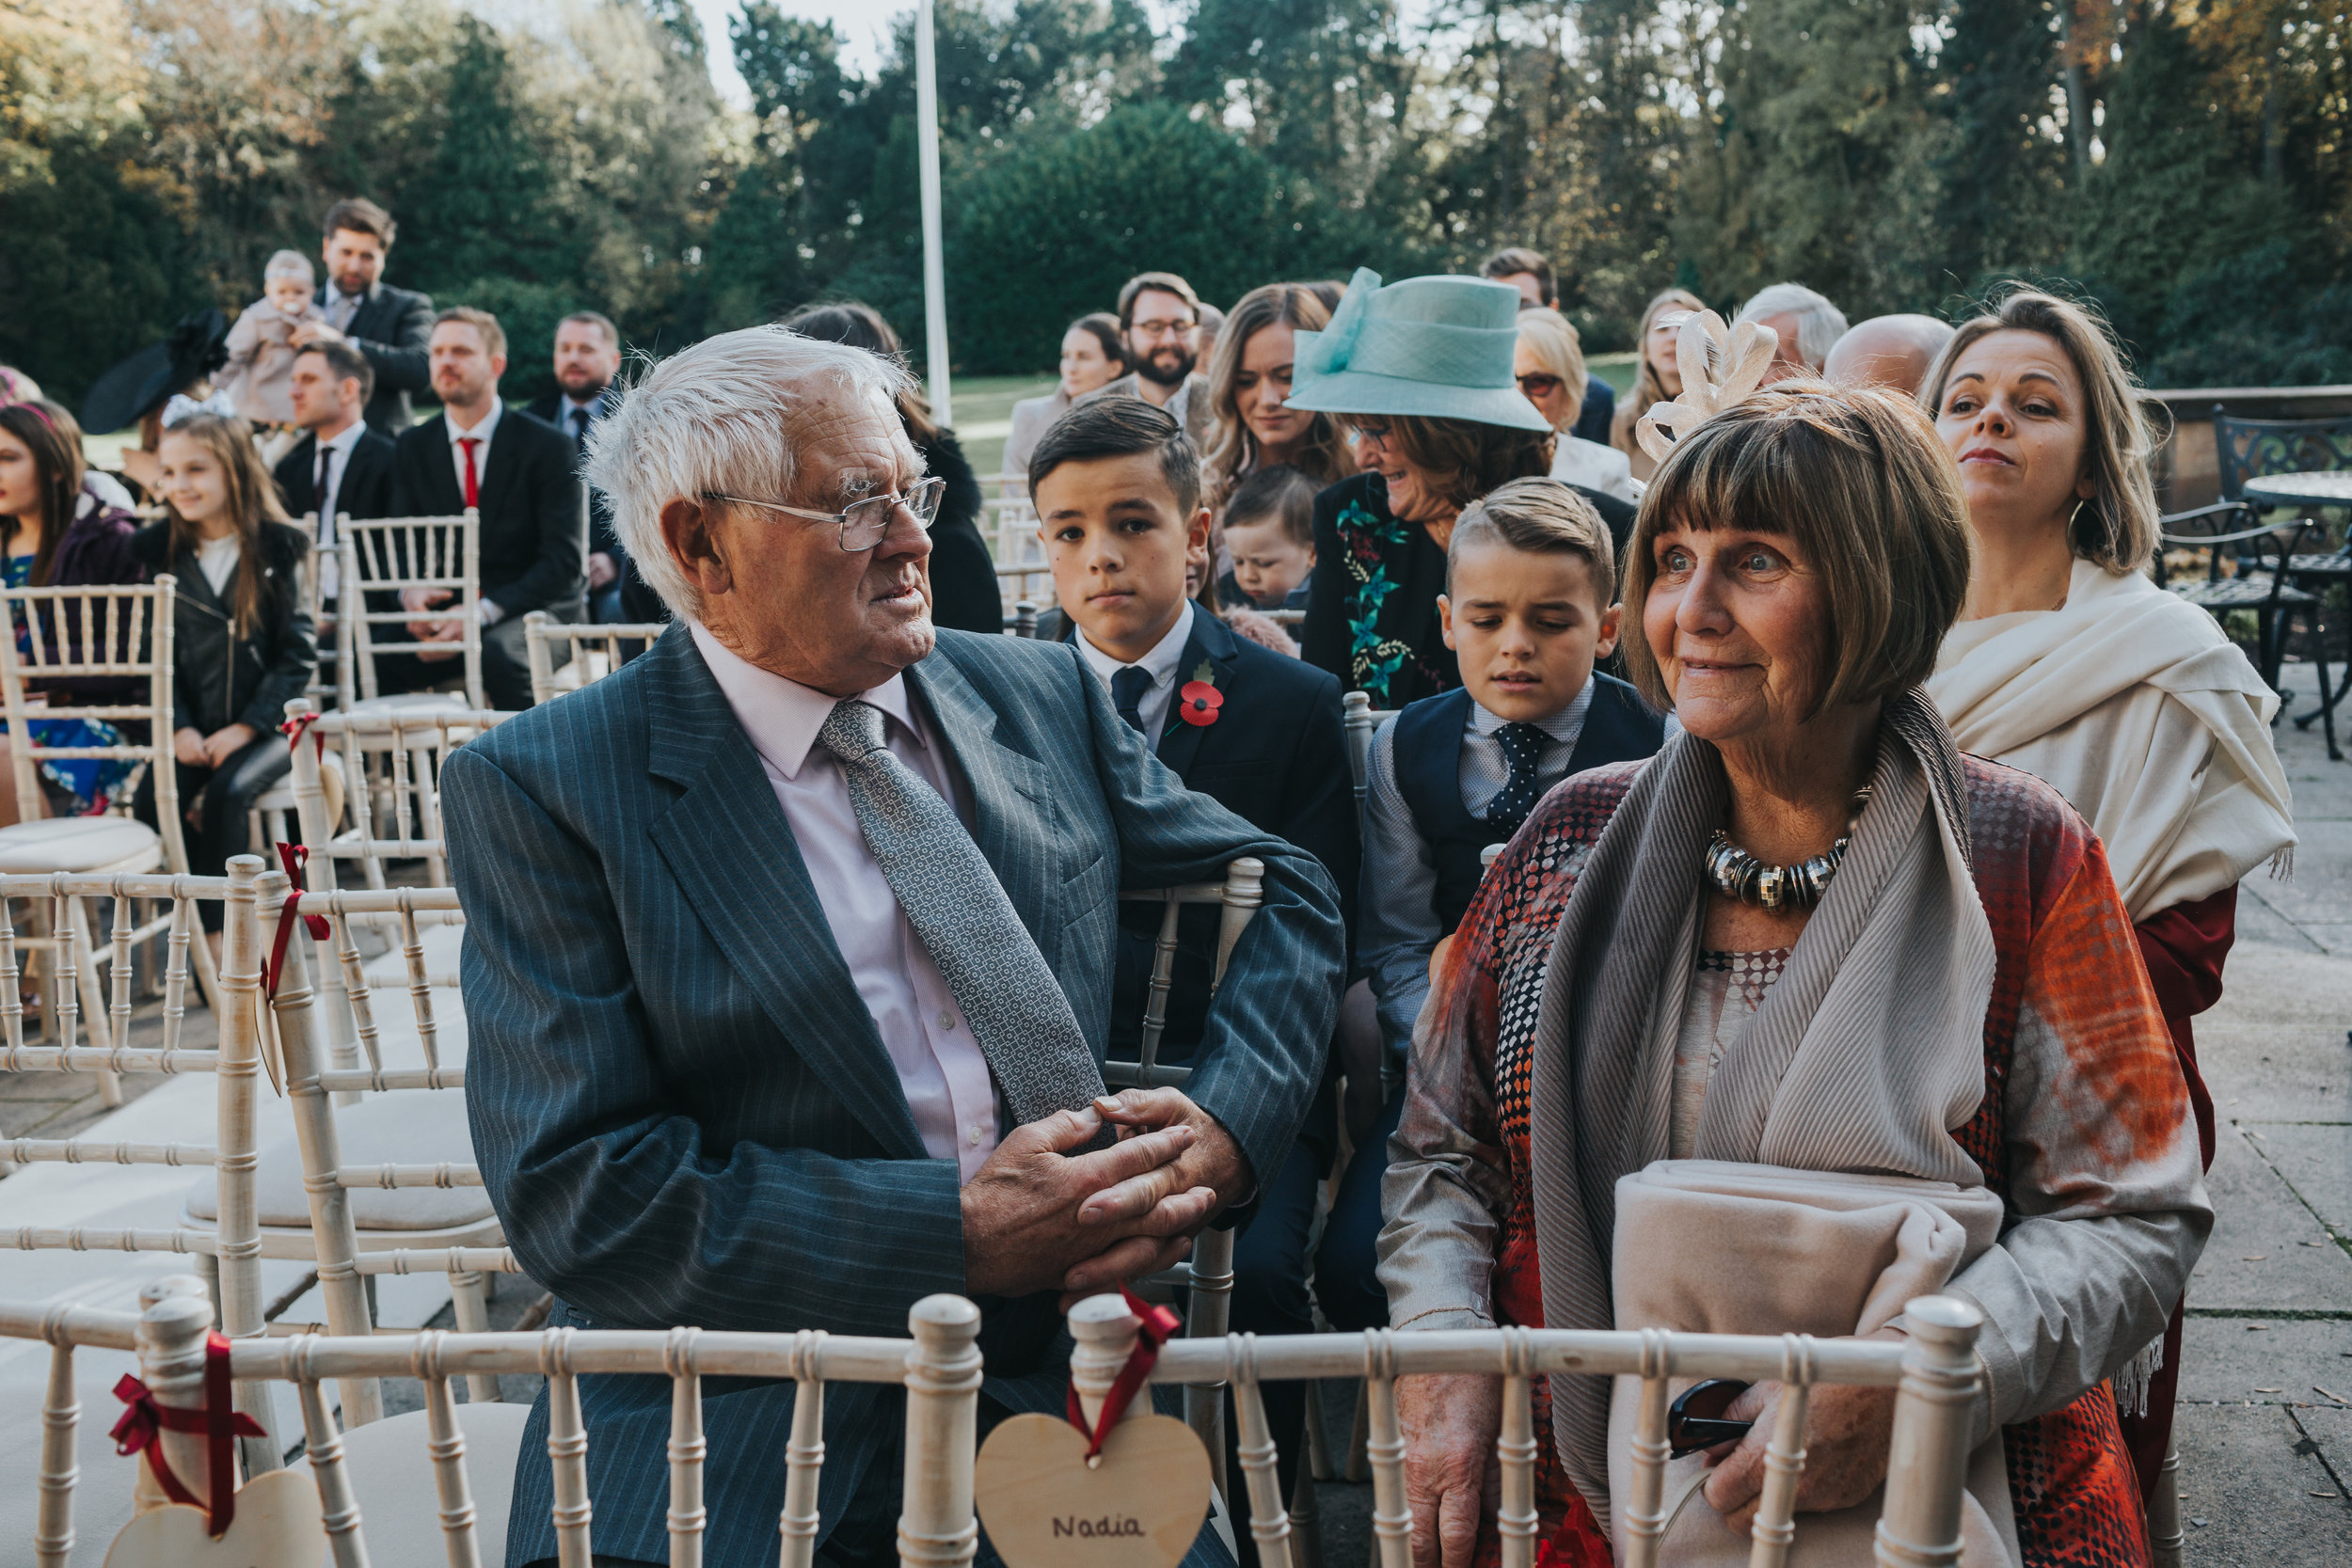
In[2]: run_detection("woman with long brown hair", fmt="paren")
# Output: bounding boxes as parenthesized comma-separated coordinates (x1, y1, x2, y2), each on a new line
(0, 400, 146, 823)
(1608, 287, 1707, 483)
(135, 412, 314, 911)
(1201, 282, 1354, 511)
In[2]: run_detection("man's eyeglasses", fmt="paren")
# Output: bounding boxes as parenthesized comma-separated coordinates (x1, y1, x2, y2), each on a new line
(1131, 317, 1198, 341)
(1517, 373, 1565, 397)
(703, 476, 946, 552)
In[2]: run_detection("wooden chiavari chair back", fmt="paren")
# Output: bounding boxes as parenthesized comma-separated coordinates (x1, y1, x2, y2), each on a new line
(281, 696, 514, 892)
(522, 610, 669, 705)
(1341, 691, 1396, 827)
(8, 1271, 983, 1568)
(337, 513, 484, 711)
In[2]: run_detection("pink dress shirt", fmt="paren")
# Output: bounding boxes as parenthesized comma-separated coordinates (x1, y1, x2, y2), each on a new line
(690, 623, 1003, 1182)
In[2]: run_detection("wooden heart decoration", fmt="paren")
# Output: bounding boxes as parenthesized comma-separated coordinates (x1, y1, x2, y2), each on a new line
(103, 1467, 326, 1567)
(975, 1412, 1213, 1568)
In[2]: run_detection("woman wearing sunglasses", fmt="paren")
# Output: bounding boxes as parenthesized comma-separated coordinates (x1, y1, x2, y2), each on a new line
(1515, 309, 1638, 507)
(1291, 270, 1555, 707)
(1381, 377, 2204, 1568)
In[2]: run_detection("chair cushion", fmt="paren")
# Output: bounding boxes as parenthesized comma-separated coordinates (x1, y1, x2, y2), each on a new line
(291, 1402, 530, 1568)
(186, 1088, 495, 1230)
(0, 816, 162, 874)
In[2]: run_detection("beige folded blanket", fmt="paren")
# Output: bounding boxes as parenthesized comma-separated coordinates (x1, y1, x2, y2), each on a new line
(1606, 1160, 2017, 1568)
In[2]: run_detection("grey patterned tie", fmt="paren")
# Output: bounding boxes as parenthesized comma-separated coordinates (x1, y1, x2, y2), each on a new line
(817, 698, 1107, 1127)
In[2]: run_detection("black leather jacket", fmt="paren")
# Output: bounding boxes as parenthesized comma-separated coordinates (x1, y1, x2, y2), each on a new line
(131, 521, 316, 738)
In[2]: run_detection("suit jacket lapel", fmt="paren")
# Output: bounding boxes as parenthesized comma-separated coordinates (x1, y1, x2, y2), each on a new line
(904, 651, 1061, 959)
(476, 414, 518, 519)
(642, 628, 930, 1161)
(415, 418, 465, 515)
(1153, 610, 1235, 779)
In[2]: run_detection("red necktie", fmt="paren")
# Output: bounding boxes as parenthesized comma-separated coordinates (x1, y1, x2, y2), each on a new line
(457, 436, 482, 509)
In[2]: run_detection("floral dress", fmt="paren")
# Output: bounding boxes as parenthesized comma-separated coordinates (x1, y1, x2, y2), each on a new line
(1299, 473, 1458, 708)
(5, 553, 137, 814)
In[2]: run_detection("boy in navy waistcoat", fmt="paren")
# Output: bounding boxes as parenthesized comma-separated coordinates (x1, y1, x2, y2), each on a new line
(1317, 477, 1664, 1332)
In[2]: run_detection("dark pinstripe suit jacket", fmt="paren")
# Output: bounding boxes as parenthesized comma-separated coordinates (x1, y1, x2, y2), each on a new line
(442, 623, 1343, 1568)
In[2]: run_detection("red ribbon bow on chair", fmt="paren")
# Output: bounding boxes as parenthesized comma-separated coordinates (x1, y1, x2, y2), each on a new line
(263, 841, 331, 1002)
(278, 708, 324, 764)
(1063, 1285, 1183, 1460)
(110, 1330, 265, 1539)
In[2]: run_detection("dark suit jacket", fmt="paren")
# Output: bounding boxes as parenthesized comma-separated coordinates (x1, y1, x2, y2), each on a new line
(442, 625, 1343, 1567)
(1573, 376, 1617, 446)
(272, 427, 397, 526)
(389, 405, 585, 615)
(315, 281, 434, 433)
(524, 388, 625, 562)
(1083, 610, 1356, 1059)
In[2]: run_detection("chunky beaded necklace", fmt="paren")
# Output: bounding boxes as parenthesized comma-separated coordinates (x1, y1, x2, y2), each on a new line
(1703, 787, 1873, 912)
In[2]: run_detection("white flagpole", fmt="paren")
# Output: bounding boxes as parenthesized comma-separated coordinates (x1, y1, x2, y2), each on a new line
(915, 0, 953, 429)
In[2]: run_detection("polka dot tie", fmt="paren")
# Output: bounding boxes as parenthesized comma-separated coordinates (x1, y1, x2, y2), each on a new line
(818, 699, 1108, 1128)
(1483, 721, 1550, 841)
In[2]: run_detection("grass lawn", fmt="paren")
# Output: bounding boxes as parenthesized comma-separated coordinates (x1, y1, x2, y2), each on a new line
(930, 373, 1056, 480)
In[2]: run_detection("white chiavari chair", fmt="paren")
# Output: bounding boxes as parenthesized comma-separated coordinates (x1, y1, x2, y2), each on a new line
(176, 866, 501, 1427)
(986, 475, 1040, 568)
(1068, 1287, 1990, 1568)
(279, 696, 515, 892)
(1264, 609, 1307, 627)
(0, 578, 230, 1089)
(522, 610, 668, 705)
(1340, 691, 1397, 827)
(337, 512, 485, 714)
(1002, 600, 1040, 637)
(995, 559, 1053, 624)
(7, 1268, 984, 1568)
(1104, 857, 1263, 1486)
(0, 863, 279, 1481)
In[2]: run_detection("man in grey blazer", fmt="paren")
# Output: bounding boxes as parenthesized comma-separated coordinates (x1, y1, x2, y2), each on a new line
(441, 325, 1344, 1568)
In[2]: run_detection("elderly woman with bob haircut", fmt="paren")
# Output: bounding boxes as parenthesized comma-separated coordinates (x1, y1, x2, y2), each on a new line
(1380, 380, 2207, 1568)
(1922, 288, 2294, 1501)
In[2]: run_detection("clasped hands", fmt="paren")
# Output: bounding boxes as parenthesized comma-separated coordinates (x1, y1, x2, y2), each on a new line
(1395, 1327, 1903, 1568)
(960, 1087, 1249, 1302)
(399, 586, 466, 660)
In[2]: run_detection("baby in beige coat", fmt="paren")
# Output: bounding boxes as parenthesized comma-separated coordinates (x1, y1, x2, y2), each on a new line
(218, 249, 327, 429)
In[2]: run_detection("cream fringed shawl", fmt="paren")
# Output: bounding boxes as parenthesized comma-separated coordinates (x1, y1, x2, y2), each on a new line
(1925, 558, 2296, 923)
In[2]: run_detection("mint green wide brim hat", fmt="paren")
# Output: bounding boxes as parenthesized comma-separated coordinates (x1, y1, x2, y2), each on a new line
(1283, 267, 1552, 433)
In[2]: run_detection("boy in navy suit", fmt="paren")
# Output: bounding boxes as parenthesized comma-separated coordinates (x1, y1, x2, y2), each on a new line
(1321, 477, 1665, 1332)
(1030, 398, 1352, 1530)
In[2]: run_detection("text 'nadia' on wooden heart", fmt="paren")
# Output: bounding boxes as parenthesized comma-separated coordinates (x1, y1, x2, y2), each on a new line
(974, 1411, 1214, 1568)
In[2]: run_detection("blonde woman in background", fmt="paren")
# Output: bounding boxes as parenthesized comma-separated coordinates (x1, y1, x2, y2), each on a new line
(1514, 309, 1636, 503)
(1608, 286, 1705, 483)
(1002, 312, 1129, 483)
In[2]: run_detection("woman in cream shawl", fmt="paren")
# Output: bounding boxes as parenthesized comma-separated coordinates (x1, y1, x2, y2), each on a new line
(1380, 382, 2207, 1568)
(1921, 290, 2295, 1496)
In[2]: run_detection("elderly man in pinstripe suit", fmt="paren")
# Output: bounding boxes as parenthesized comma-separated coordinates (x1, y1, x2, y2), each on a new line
(441, 325, 1344, 1568)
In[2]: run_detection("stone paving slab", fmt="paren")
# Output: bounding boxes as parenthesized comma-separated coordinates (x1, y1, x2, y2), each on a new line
(2178, 1315, 2352, 1405)
(2263, 819, 2352, 931)
(2249, 1121, 2352, 1237)
(2195, 946, 2352, 1124)
(2170, 1403, 2352, 1562)
(2191, 1124, 2352, 1310)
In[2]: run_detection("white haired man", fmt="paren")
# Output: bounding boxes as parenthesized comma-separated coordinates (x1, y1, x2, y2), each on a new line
(1823, 312, 1957, 399)
(440, 325, 1342, 1568)
(1735, 281, 1851, 383)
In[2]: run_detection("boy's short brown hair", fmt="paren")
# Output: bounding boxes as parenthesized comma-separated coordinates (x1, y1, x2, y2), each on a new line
(1447, 477, 1616, 605)
(1028, 396, 1200, 516)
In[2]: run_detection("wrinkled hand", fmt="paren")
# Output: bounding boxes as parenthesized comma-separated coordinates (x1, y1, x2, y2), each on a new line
(199, 723, 259, 768)
(961, 1107, 1215, 1300)
(1399, 1373, 1500, 1568)
(587, 551, 617, 590)
(1701, 1332, 1902, 1532)
(1089, 1088, 1252, 1211)
(173, 726, 209, 767)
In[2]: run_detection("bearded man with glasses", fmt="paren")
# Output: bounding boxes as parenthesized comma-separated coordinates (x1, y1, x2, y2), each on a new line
(440, 324, 1342, 1568)
(1076, 269, 1216, 447)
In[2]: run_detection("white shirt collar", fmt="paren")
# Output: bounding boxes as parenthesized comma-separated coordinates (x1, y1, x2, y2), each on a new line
(447, 396, 502, 444)
(563, 392, 603, 419)
(1468, 671, 1596, 741)
(689, 620, 925, 783)
(1076, 599, 1194, 689)
(321, 420, 366, 455)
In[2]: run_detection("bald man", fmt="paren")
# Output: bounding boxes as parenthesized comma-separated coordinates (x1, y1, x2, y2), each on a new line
(1823, 314, 1956, 399)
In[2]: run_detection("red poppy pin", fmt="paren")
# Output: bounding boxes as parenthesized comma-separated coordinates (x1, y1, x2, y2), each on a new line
(1177, 663, 1222, 728)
